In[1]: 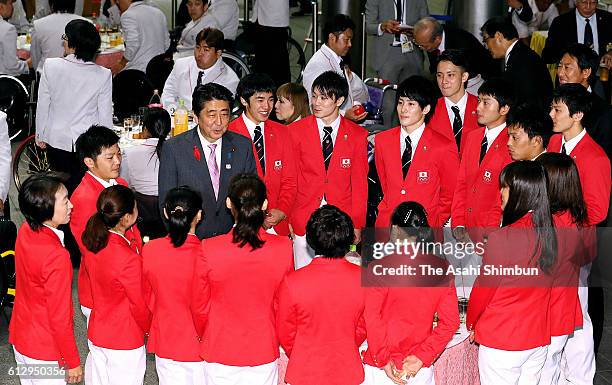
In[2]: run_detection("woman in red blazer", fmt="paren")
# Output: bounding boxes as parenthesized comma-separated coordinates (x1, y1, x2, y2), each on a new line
(192, 174, 293, 385)
(467, 161, 556, 385)
(276, 205, 366, 385)
(142, 186, 203, 385)
(363, 202, 459, 385)
(82, 185, 151, 385)
(10, 175, 83, 384)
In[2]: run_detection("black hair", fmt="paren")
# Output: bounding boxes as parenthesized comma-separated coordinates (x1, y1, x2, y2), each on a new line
(142, 107, 171, 159)
(395, 75, 439, 124)
(50, 0, 75, 13)
(312, 70, 349, 102)
(163, 187, 203, 247)
(195, 27, 225, 50)
(65, 19, 101, 62)
(306, 205, 354, 258)
(322, 14, 356, 44)
(228, 174, 267, 250)
(537, 152, 588, 226)
(499, 161, 557, 272)
(18, 174, 65, 231)
(390, 201, 435, 243)
(478, 78, 515, 110)
(561, 43, 600, 86)
(438, 49, 469, 74)
(192, 83, 234, 117)
(75, 125, 119, 164)
(236, 73, 276, 107)
(507, 103, 553, 148)
(552, 83, 592, 117)
(82, 185, 136, 254)
(481, 17, 519, 40)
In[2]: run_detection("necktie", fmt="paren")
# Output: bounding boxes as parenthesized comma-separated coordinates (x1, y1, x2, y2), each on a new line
(562, 143, 567, 155)
(451, 105, 463, 150)
(584, 18, 594, 49)
(197, 71, 205, 85)
(322, 126, 334, 170)
(207, 144, 220, 199)
(395, 0, 402, 42)
(402, 136, 412, 178)
(253, 125, 265, 175)
(479, 134, 488, 164)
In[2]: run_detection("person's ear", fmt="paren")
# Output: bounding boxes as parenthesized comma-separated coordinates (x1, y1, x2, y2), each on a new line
(83, 157, 95, 170)
(572, 111, 584, 122)
(461, 71, 469, 84)
(195, 209, 202, 223)
(423, 104, 431, 115)
(499, 104, 511, 116)
(226, 197, 232, 210)
(240, 96, 249, 109)
(494, 31, 504, 43)
(582, 68, 592, 83)
(336, 96, 345, 108)
(163, 207, 169, 220)
(262, 199, 268, 211)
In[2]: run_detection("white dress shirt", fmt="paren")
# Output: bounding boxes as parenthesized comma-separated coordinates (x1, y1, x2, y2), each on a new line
(120, 138, 160, 196)
(444, 91, 468, 129)
(241, 113, 267, 155)
(400, 122, 425, 158)
(561, 128, 587, 155)
(0, 111, 10, 202)
(36, 55, 113, 151)
(316, 114, 341, 145)
(484, 122, 507, 151)
(43, 224, 65, 246)
(576, 11, 599, 54)
(0, 18, 29, 76)
(121, 1, 170, 72)
(439, 30, 446, 52)
(88, 170, 118, 188)
(161, 55, 239, 110)
(251, 0, 289, 27)
(197, 128, 222, 168)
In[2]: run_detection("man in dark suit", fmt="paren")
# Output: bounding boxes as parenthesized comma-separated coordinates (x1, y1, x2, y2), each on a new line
(481, 17, 553, 110)
(542, 0, 612, 64)
(158, 83, 257, 239)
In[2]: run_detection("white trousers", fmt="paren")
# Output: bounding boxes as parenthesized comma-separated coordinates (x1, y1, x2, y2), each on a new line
(292, 234, 315, 270)
(560, 264, 595, 385)
(540, 335, 569, 385)
(88, 343, 146, 385)
(362, 363, 434, 385)
(13, 347, 66, 385)
(478, 344, 548, 385)
(155, 356, 205, 385)
(202, 359, 278, 385)
(80, 306, 94, 385)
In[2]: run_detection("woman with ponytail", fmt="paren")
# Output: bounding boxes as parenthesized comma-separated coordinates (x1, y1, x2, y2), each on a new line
(191, 173, 293, 385)
(467, 161, 556, 385)
(82, 185, 151, 385)
(142, 187, 203, 385)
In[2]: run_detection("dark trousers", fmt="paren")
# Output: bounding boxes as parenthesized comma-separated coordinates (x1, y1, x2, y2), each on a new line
(134, 192, 167, 240)
(254, 23, 291, 87)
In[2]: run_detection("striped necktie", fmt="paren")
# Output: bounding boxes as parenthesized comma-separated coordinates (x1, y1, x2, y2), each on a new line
(402, 136, 412, 178)
(322, 126, 334, 170)
(254, 125, 265, 174)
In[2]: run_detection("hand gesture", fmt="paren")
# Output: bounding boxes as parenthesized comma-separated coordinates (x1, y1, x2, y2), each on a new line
(402, 355, 423, 378)
(383, 361, 407, 385)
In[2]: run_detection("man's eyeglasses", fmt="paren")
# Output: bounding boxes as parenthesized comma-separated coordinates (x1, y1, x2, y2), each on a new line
(61, 34, 68, 42)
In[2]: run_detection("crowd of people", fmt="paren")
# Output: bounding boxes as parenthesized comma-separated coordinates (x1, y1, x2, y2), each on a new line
(2, 1, 612, 385)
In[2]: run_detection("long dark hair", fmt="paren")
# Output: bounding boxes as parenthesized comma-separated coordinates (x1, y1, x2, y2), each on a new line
(499, 161, 557, 272)
(390, 201, 434, 243)
(82, 185, 136, 254)
(163, 187, 202, 247)
(537, 152, 588, 226)
(143, 107, 171, 159)
(228, 174, 267, 250)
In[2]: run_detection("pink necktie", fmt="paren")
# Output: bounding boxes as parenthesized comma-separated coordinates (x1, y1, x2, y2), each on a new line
(207, 143, 219, 199)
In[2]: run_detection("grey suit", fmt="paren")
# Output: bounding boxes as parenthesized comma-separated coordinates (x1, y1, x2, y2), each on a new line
(158, 128, 257, 239)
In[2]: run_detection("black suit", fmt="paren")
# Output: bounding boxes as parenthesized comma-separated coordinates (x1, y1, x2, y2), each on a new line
(158, 129, 257, 239)
(542, 8, 612, 64)
(504, 41, 553, 110)
(585, 91, 612, 162)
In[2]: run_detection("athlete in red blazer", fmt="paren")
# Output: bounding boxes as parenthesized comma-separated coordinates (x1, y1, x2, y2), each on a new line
(429, 93, 481, 156)
(375, 125, 459, 228)
(228, 116, 297, 235)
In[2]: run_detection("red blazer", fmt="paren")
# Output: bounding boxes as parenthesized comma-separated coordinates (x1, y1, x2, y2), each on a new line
(276, 258, 366, 385)
(374, 126, 459, 228)
(9, 224, 80, 369)
(548, 132, 611, 225)
(192, 231, 293, 366)
(71, 173, 142, 309)
(363, 253, 459, 369)
(467, 214, 553, 350)
(429, 94, 481, 156)
(88, 233, 151, 349)
(451, 127, 512, 238)
(288, 115, 368, 235)
(228, 117, 297, 235)
(142, 235, 201, 361)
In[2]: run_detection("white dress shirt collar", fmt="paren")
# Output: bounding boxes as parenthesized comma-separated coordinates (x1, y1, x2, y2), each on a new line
(43, 224, 65, 247)
(439, 30, 446, 53)
(576, 10, 599, 54)
(108, 230, 131, 245)
(87, 171, 117, 188)
(400, 122, 425, 156)
(561, 128, 587, 155)
(197, 127, 222, 167)
(316, 115, 342, 145)
(505, 40, 519, 66)
(444, 91, 468, 123)
(484, 122, 507, 150)
(241, 112, 265, 140)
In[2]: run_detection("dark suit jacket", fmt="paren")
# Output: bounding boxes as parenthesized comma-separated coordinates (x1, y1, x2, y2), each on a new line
(585, 91, 612, 164)
(504, 41, 553, 110)
(542, 8, 612, 64)
(158, 128, 257, 239)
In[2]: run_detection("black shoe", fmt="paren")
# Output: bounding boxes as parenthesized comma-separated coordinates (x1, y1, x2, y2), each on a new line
(292, 9, 312, 16)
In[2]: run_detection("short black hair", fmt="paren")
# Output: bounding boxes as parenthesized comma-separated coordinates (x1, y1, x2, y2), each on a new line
(65, 19, 101, 62)
(75, 125, 119, 164)
(438, 49, 468, 74)
(195, 27, 225, 51)
(323, 14, 356, 44)
(561, 43, 599, 86)
(192, 83, 234, 116)
(481, 17, 518, 40)
(18, 174, 65, 231)
(50, 0, 75, 13)
(395, 75, 439, 123)
(236, 73, 276, 104)
(507, 103, 553, 148)
(552, 83, 592, 117)
(306, 205, 354, 258)
(312, 71, 348, 102)
(478, 78, 515, 110)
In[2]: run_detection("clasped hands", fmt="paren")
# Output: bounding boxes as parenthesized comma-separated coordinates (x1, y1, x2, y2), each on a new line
(382, 355, 424, 385)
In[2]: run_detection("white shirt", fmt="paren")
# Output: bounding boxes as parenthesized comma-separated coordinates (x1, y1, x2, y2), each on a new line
(561, 128, 587, 155)
(510, 1, 535, 39)
(43, 224, 65, 247)
(530, 2, 558, 33)
(444, 91, 468, 129)
(576, 10, 599, 54)
(241, 113, 267, 155)
(120, 138, 160, 196)
(504, 40, 519, 67)
(197, 128, 222, 168)
(439, 30, 446, 53)
(31, 13, 88, 73)
(0, 18, 29, 76)
(88, 171, 117, 188)
(400, 122, 425, 158)
(484, 122, 507, 151)
(8, 0, 29, 30)
(0, 111, 10, 202)
(316, 115, 341, 145)
(207, 0, 239, 40)
(251, 0, 289, 27)
(177, 16, 219, 53)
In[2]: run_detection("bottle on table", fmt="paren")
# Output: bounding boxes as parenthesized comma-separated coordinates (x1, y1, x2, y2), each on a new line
(173, 99, 189, 137)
